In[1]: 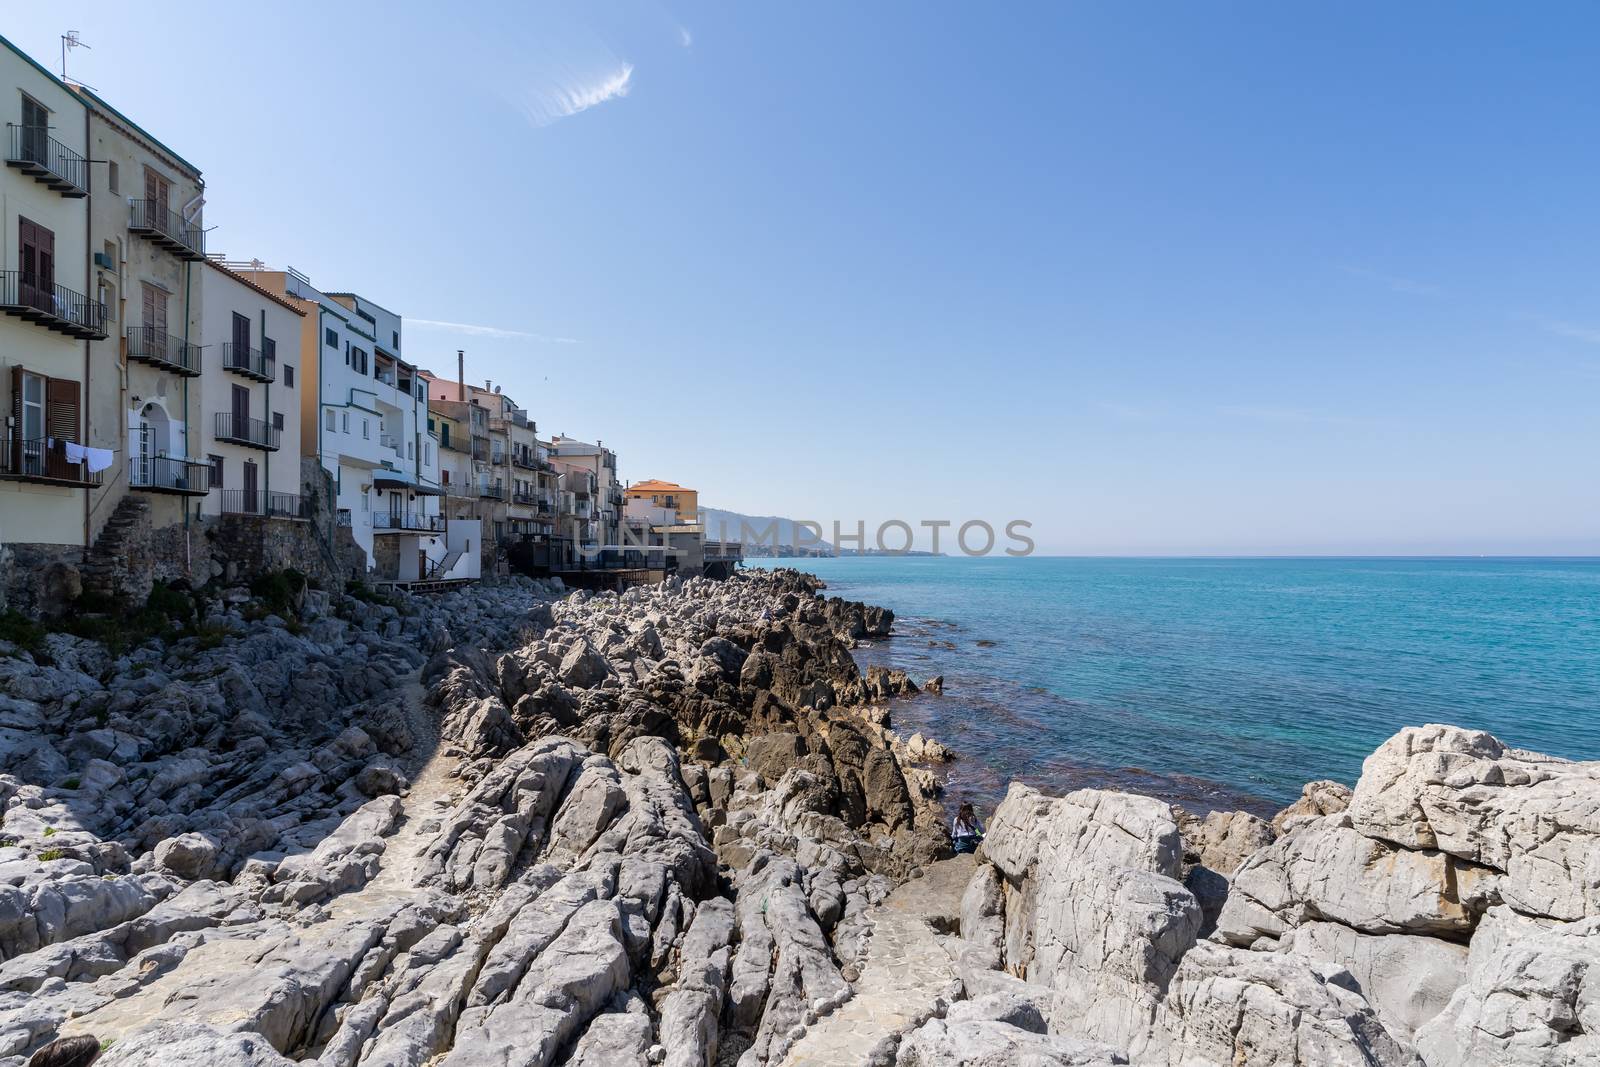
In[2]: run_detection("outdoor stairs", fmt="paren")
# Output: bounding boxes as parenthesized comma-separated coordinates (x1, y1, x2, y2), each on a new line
(81, 497, 151, 599)
(431, 548, 464, 580)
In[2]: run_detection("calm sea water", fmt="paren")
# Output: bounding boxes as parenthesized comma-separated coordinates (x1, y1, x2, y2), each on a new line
(750, 557, 1600, 817)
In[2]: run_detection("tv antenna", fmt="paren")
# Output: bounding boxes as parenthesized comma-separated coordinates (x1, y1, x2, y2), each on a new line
(61, 31, 91, 84)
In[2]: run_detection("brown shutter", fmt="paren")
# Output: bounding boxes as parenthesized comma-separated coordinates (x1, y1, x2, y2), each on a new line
(45, 377, 80, 444)
(8, 366, 21, 473)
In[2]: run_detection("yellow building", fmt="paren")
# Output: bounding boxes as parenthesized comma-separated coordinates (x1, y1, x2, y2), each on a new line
(623, 480, 697, 523)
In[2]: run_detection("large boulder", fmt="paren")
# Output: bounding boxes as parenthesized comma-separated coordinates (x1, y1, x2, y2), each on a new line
(1347, 723, 1600, 922)
(1272, 780, 1353, 834)
(1215, 814, 1496, 944)
(1414, 905, 1600, 1066)
(1284, 921, 1467, 1040)
(1143, 941, 1419, 1066)
(981, 784, 1199, 1049)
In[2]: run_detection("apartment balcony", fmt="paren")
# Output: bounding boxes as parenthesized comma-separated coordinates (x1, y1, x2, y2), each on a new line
(130, 455, 210, 496)
(222, 343, 275, 383)
(4, 124, 88, 198)
(0, 438, 103, 487)
(219, 489, 309, 520)
(471, 439, 489, 462)
(127, 201, 205, 260)
(126, 326, 202, 377)
(373, 511, 444, 533)
(513, 488, 537, 505)
(479, 485, 506, 502)
(214, 412, 280, 451)
(440, 437, 469, 454)
(0, 271, 107, 339)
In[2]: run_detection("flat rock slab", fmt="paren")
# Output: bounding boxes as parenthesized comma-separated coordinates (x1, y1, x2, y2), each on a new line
(779, 857, 973, 1067)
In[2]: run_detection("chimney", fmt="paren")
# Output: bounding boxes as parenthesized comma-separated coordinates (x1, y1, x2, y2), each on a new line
(456, 350, 465, 402)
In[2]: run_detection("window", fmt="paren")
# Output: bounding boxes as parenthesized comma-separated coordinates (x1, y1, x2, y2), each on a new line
(362, 419, 369, 440)
(144, 167, 172, 214)
(341, 412, 350, 434)
(108, 161, 119, 194)
(263, 336, 276, 368)
(10, 367, 80, 451)
(272, 412, 284, 432)
(392, 330, 399, 349)
(208, 454, 224, 489)
(325, 327, 338, 348)
(325, 409, 336, 432)
(283, 364, 295, 388)
(407, 441, 414, 460)
(360, 493, 369, 512)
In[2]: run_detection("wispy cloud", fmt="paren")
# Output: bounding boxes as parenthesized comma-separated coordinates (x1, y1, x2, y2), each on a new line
(1218, 404, 1348, 426)
(1340, 266, 1444, 297)
(678, 26, 693, 47)
(409, 318, 579, 344)
(511, 63, 634, 127)
(1535, 319, 1600, 345)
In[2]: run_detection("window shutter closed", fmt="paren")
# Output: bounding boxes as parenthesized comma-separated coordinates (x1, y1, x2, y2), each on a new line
(45, 377, 81, 444)
(9, 366, 21, 466)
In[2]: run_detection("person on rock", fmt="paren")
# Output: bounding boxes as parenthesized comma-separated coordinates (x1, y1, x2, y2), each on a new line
(951, 801, 985, 854)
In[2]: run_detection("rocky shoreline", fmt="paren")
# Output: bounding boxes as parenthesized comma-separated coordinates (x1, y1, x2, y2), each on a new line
(0, 570, 1593, 1066)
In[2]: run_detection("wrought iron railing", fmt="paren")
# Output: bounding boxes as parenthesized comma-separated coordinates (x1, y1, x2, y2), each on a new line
(373, 511, 444, 532)
(214, 412, 280, 450)
(219, 489, 309, 519)
(5, 124, 88, 196)
(0, 270, 107, 338)
(222, 343, 275, 382)
(127, 200, 205, 258)
(478, 484, 506, 501)
(126, 326, 202, 376)
(130, 455, 210, 494)
(0, 438, 103, 486)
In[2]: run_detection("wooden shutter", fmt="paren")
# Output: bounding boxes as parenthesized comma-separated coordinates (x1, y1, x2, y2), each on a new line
(45, 377, 80, 444)
(8, 366, 20, 472)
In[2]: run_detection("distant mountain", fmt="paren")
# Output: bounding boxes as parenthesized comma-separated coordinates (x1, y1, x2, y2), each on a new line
(699, 507, 837, 557)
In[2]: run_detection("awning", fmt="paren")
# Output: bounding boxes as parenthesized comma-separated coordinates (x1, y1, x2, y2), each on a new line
(374, 469, 445, 495)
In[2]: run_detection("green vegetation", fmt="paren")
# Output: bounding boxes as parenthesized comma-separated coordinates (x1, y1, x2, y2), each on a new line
(37, 848, 64, 862)
(42, 826, 56, 837)
(250, 568, 308, 617)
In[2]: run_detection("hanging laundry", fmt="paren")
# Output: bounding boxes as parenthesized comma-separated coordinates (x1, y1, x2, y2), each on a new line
(85, 448, 115, 474)
(64, 442, 88, 466)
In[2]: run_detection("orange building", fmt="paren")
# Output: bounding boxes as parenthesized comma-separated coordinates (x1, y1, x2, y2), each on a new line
(623, 479, 697, 523)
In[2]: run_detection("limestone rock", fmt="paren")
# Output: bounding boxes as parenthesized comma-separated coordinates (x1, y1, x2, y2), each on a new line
(1285, 920, 1467, 1040)
(1272, 779, 1353, 834)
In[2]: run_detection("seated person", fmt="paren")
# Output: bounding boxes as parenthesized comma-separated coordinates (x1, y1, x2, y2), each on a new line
(951, 801, 985, 854)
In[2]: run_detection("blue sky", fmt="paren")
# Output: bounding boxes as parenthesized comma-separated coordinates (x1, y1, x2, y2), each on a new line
(13, 3, 1599, 554)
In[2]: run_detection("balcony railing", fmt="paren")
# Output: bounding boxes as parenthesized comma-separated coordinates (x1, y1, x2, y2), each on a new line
(0, 271, 107, 340)
(373, 511, 444, 532)
(222, 343, 275, 383)
(219, 489, 309, 520)
(471, 439, 489, 461)
(478, 484, 506, 501)
(5, 124, 88, 198)
(0, 438, 103, 487)
(214, 412, 280, 451)
(513, 488, 537, 505)
(440, 436, 469, 453)
(127, 201, 205, 260)
(126, 326, 202, 377)
(130, 455, 210, 496)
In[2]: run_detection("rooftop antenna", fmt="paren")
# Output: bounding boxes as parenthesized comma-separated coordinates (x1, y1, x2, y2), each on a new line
(60, 31, 91, 84)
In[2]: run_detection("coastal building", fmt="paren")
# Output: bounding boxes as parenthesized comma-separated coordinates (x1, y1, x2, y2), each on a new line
(237, 268, 458, 582)
(197, 259, 304, 521)
(74, 85, 208, 544)
(0, 39, 102, 547)
(624, 479, 698, 524)
(551, 436, 621, 549)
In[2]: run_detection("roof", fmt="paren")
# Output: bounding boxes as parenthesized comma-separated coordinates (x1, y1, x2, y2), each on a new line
(202, 259, 307, 316)
(627, 479, 694, 494)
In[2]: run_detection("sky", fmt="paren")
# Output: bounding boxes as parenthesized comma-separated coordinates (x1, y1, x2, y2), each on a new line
(11, 3, 1600, 554)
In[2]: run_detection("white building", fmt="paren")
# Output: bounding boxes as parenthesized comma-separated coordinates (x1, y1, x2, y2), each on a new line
(197, 259, 304, 519)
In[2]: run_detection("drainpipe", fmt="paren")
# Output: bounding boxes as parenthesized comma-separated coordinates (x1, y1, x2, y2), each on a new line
(181, 255, 193, 571)
(260, 306, 269, 512)
(82, 104, 92, 550)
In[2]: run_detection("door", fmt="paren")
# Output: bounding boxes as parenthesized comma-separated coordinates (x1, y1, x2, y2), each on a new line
(144, 167, 171, 227)
(18, 217, 54, 313)
(140, 283, 168, 358)
(419, 550, 429, 579)
(242, 460, 259, 515)
(19, 95, 47, 164)
(231, 384, 250, 442)
(231, 312, 251, 371)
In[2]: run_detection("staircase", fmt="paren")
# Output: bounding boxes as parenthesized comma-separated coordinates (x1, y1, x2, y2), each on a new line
(428, 548, 464, 581)
(81, 497, 151, 600)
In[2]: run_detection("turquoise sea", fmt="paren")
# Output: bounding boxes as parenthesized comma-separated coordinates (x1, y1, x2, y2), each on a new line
(751, 556, 1600, 817)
